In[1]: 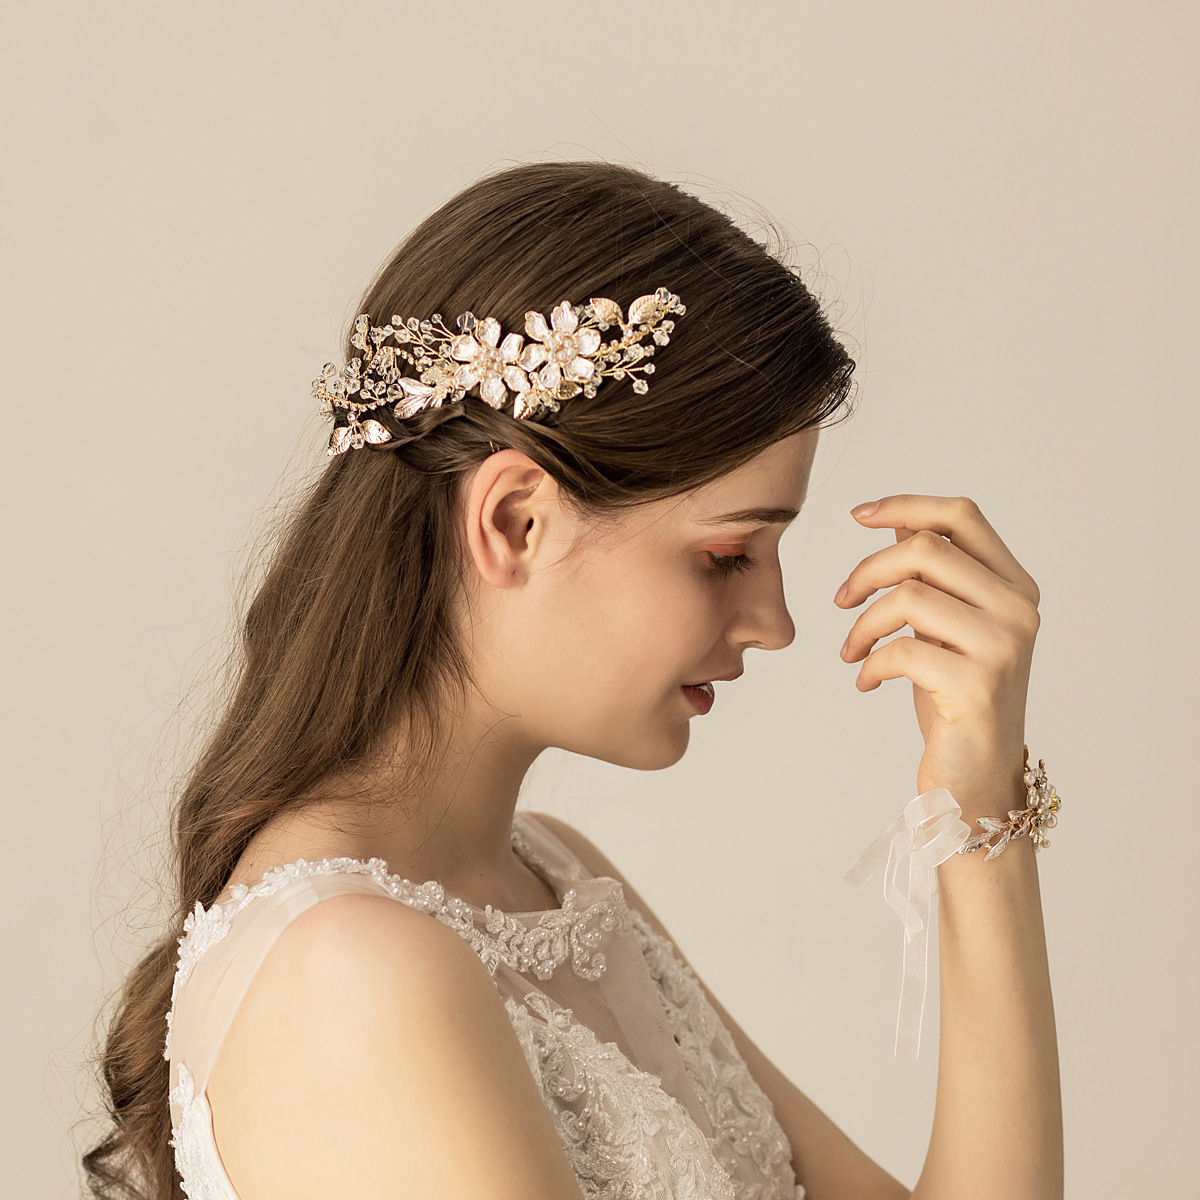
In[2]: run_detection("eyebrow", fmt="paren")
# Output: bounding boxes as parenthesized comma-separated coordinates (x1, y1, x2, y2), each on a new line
(701, 505, 801, 527)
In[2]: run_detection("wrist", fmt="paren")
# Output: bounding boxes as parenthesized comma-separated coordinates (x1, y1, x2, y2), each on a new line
(950, 747, 1061, 861)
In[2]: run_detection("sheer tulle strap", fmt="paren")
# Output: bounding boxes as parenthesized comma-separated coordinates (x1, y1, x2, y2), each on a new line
(516, 810, 594, 883)
(167, 872, 392, 1116)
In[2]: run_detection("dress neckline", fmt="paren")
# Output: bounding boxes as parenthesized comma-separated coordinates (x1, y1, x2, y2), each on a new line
(213, 809, 588, 921)
(167, 812, 630, 1009)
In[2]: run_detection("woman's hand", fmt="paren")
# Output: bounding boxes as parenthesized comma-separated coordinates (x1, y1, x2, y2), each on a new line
(833, 494, 1041, 808)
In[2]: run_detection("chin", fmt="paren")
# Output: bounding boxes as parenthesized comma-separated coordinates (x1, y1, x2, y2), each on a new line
(557, 700, 692, 771)
(600, 725, 692, 773)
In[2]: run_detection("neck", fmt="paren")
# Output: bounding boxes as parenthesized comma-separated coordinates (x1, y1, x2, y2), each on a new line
(284, 709, 555, 911)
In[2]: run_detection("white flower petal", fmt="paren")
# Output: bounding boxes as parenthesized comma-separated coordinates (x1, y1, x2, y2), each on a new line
(499, 332, 524, 361)
(519, 342, 547, 370)
(550, 300, 578, 334)
(477, 317, 502, 348)
(450, 335, 480, 363)
(567, 356, 595, 380)
(538, 360, 562, 389)
(525, 310, 550, 341)
(480, 376, 508, 406)
(503, 365, 530, 392)
(575, 328, 601, 355)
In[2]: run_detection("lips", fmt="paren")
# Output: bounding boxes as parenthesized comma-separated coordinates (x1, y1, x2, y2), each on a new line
(682, 666, 744, 686)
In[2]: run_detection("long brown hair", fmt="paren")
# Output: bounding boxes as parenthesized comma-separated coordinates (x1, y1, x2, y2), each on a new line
(82, 159, 856, 1198)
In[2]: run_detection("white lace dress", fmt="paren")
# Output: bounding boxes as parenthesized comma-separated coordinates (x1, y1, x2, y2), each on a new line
(162, 809, 806, 1199)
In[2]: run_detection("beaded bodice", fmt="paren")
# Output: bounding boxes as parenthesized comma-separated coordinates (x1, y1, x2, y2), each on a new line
(163, 810, 805, 1199)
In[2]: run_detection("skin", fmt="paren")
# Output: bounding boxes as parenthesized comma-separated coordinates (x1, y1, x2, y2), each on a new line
(834, 495, 1062, 1199)
(219, 429, 1062, 1199)
(224, 428, 817, 913)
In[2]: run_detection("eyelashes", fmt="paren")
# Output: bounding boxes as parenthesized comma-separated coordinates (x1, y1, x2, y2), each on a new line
(707, 550, 757, 576)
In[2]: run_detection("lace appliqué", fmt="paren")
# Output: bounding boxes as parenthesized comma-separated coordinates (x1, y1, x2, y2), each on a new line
(168, 1061, 238, 1200)
(505, 988, 737, 1200)
(481, 883, 630, 981)
(164, 817, 628, 1058)
(629, 910, 805, 1200)
(163, 811, 799, 1200)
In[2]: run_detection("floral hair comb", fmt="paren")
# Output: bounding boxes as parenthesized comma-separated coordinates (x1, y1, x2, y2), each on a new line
(312, 287, 685, 456)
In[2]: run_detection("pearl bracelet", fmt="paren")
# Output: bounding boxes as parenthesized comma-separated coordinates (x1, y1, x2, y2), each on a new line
(955, 745, 1062, 861)
(844, 746, 1062, 1056)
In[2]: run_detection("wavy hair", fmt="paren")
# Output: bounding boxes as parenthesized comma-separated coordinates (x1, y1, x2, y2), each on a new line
(82, 158, 856, 1198)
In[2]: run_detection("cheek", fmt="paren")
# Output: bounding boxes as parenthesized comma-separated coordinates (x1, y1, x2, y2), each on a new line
(510, 555, 725, 732)
(516, 547, 724, 695)
(584, 559, 720, 680)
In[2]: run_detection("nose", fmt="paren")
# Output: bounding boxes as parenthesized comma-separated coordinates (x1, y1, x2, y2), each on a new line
(727, 569, 795, 652)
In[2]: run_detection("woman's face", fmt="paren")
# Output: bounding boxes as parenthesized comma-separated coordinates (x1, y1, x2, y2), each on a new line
(461, 428, 820, 770)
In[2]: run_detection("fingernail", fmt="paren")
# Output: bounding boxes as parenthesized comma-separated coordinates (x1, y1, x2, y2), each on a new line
(834, 581, 848, 604)
(851, 501, 879, 518)
(840, 636, 850, 658)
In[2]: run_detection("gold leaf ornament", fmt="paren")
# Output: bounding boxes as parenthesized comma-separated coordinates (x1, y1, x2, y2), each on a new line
(626, 293, 661, 326)
(326, 416, 393, 457)
(588, 297, 623, 326)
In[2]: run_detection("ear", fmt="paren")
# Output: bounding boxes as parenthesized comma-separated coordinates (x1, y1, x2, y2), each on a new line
(462, 450, 560, 588)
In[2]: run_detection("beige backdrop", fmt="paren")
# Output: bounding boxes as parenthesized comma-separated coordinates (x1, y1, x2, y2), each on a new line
(4, 2, 1196, 1197)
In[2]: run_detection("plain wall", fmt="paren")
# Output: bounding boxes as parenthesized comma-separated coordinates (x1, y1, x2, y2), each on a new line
(3, 2, 1196, 1196)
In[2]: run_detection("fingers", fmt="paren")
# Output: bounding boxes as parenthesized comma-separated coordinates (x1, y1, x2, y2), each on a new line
(848, 495, 1040, 607)
(835, 528, 1041, 636)
(836, 528, 1000, 613)
(839, 578, 1019, 667)
(852, 632, 983, 700)
(837, 495, 1042, 700)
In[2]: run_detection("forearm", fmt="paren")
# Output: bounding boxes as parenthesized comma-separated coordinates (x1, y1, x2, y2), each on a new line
(910, 791, 1064, 1200)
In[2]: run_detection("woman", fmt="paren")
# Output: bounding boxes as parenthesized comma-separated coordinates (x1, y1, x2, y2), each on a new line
(84, 159, 1062, 1199)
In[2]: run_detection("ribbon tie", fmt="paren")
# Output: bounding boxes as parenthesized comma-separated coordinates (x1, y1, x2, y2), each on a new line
(843, 788, 971, 1058)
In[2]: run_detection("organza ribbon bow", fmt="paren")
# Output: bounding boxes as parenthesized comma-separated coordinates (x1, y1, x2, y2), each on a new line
(843, 788, 971, 1058)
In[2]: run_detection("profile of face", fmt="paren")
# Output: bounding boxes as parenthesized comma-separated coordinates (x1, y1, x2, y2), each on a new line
(458, 428, 820, 771)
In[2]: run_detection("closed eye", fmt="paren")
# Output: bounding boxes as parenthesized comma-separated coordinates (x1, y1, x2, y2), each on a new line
(707, 550, 757, 576)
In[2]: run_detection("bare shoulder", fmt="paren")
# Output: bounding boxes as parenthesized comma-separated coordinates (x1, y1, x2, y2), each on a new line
(524, 811, 910, 1200)
(206, 891, 585, 1200)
